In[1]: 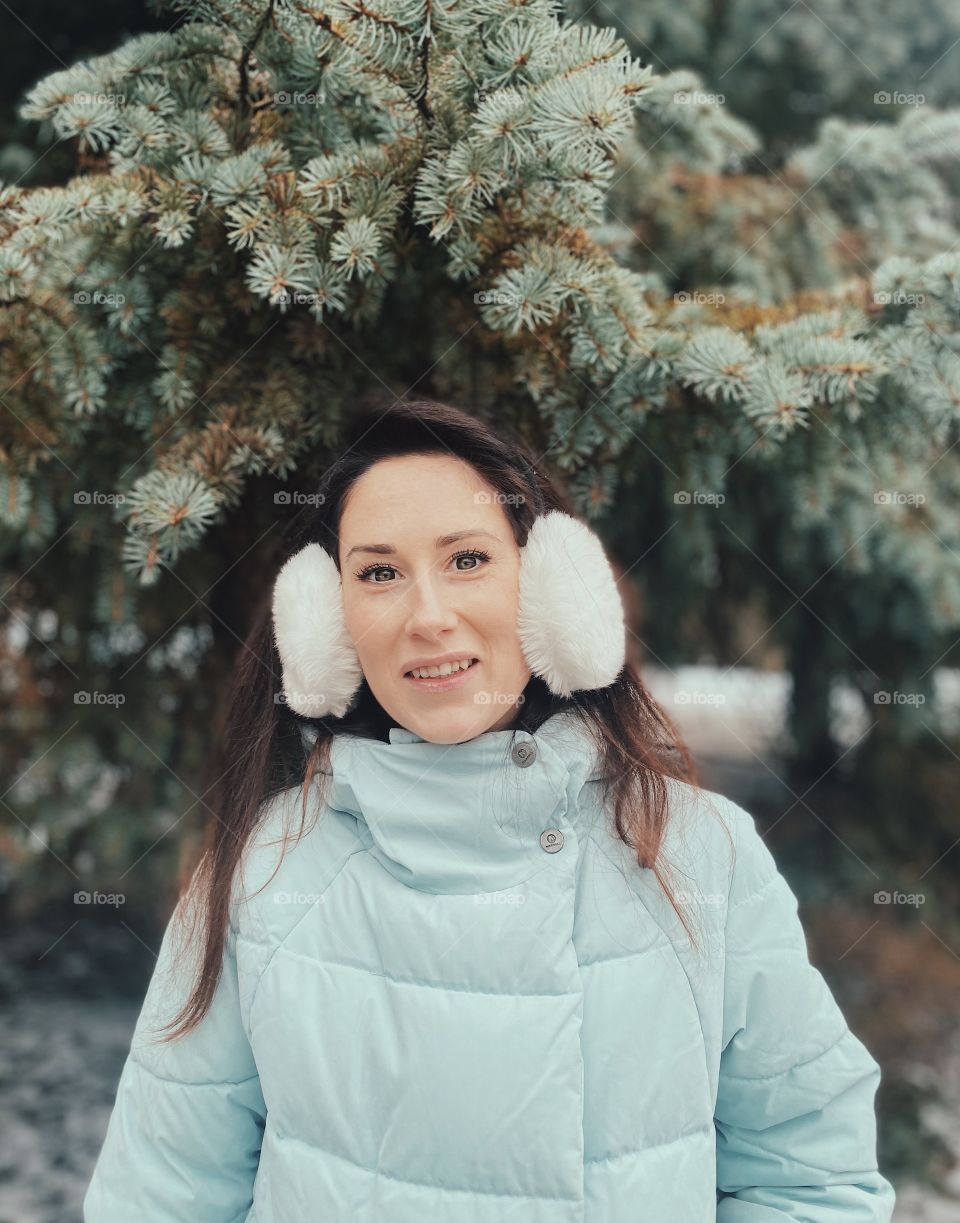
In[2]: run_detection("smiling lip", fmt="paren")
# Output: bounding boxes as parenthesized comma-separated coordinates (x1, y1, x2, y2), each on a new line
(402, 651, 480, 674)
(403, 659, 480, 693)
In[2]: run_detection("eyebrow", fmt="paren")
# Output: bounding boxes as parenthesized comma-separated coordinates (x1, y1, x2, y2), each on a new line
(344, 529, 501, 561)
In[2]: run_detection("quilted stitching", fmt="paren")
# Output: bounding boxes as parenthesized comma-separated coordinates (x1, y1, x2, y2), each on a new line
(83, 711, 896, 1222)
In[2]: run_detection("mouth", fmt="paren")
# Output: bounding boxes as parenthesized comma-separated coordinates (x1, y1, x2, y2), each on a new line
(403, 657, 480, 693)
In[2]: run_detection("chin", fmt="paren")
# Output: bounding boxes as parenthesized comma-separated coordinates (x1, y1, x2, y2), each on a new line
(412, 705, 499, 743)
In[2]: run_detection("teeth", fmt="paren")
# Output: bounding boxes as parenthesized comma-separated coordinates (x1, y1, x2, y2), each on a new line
(408, 658, 476, 679)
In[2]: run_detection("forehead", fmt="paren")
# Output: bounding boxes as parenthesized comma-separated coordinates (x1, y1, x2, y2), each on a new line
(339, 453, 504, 535)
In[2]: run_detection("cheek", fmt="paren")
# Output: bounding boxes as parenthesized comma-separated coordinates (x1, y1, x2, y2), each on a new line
(478, 579, 525, 662)
(342, 594, 390, 660)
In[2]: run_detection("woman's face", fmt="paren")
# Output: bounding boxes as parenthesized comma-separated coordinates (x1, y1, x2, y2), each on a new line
(337, 453, 532, 744)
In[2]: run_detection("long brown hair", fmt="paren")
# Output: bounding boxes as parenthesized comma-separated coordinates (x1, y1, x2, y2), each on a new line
(156, 394, 710, 1042)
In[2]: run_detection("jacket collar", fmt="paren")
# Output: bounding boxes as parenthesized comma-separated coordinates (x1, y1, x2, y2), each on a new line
(320, 710, 604, 894)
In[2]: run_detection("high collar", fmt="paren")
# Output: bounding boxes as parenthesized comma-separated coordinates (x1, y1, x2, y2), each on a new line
(318, 710, 604, 894)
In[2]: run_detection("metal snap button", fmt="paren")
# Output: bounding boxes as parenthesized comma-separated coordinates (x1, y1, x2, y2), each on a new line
(511, 740, 537, 767)
(540, 828, 564, 853)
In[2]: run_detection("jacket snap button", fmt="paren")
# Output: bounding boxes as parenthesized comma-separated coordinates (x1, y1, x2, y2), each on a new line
(511, 740, 537, 767)
(540, 828, 564, 853)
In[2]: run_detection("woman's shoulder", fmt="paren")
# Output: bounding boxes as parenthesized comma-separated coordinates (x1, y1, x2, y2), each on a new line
(658, 775, 789, 915)
(229, 780, 370, 944)
(578, 773, 790, 955)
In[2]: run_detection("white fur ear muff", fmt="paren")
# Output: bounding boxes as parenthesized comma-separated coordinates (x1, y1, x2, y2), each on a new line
(271, 510, 627, 717)
(271, 543, 363, 718)
(516, 510, 626, 697)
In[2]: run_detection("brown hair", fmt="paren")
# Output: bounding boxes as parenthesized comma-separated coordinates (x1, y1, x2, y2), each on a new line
(155, 394, 708, 1042)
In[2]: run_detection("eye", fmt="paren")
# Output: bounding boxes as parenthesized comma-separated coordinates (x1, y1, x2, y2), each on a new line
(352, 548, 492, 583)
(352, 562, 397, 583)
(450, 547, 491, 571)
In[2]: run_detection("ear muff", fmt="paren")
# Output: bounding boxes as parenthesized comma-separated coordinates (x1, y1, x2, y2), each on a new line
(516, 510, 626, 698)
(272, 543, 363, 719)
(272, 510, 626, 718)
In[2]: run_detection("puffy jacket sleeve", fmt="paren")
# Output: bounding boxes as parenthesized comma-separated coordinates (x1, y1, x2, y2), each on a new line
(83, 871, 266, 1222)
(714, 799, 896, 1222)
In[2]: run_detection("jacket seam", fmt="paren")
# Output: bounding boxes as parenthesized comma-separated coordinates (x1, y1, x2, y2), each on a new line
(128, 1050, 262, 1089)
(726, 870, 779, 917)
(578, 943, 665, 970)
(719, 1024, 850, 1082)
(270, 1129, 580, 1202)
(719, 1126, 880, 1178)
(586, 1121, 714, 1165)
(273, 944, 582, 998)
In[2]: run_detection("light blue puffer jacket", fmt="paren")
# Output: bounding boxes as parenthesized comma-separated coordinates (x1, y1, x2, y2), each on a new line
(84, 709, 896, 1222)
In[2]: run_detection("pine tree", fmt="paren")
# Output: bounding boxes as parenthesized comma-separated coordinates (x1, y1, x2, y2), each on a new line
(2, 0, 959, 897)
(574, 0, 960, 151)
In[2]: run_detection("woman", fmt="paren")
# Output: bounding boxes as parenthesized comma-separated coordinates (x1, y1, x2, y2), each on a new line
(84, 396, 896, 1221)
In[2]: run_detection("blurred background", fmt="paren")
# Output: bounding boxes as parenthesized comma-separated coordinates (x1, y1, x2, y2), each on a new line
(1, 1, 959, 1220)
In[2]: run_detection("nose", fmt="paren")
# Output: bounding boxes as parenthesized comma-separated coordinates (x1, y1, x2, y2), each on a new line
(402, 566, 459, 636)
